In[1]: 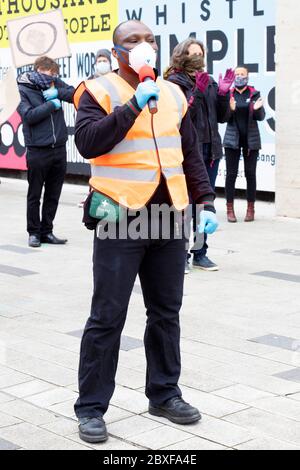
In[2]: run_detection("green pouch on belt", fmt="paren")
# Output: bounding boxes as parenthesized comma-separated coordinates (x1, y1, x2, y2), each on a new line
(89, 191, 125, 223)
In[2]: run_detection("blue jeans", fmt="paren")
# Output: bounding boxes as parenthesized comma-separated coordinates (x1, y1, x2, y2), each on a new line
(190, 144, 219, 258)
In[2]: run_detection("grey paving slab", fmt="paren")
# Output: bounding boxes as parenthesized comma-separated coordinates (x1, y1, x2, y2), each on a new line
(0, 400, 57, 426)
(41, 416, 78, 437)
(213, 385, 275, 405)
(235, 437, 300, 450)
(142, 412, 254, 448)
(132, 285, 142, 295)
(128, 425, 193, 450)
(162, 436, 228, 450)
(67, 329, 83, 338)
(273, 249, 300, 256)
(25, 387, 78, 408)
(110, 385, 148, 414)
(179, 385, 249, 418)
(274, 367, 300, 383)
(0, 422, 89, 450)
(3, 380, 55, 398)
(0, 437, 21, 450)
(115, 366, 145, 389)
(249, 333, 300, 351)
(0, 410, 22, 427)
(0, 245, 39, 254)
(0, 391, 15, 404)
(0, 264, 38, 277)
(0, 372, 33, 389)
(47, 399, 76, 419)
(108, 415, 163, 439)
(248, 396, 300, 421)
(252, 271, 300, 283)
(120, 335, 143, 351)
(67, 432, 145, 450)
(224, 408, 300, 445)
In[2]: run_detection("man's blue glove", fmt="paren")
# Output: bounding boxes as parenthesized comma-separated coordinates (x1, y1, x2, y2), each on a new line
(134, 81, 160, 110)
(198, 210, 219, 235)
(50, 98, 61, 110)
(43, 87, 58, 101)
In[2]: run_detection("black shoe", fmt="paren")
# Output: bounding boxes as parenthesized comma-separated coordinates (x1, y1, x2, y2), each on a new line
(149, 396, 201, 425)
(192, 255, 219, 271)
(40, 233, 68, 244)
(28, 235, 41, 248)
(78, 416, 108, 443)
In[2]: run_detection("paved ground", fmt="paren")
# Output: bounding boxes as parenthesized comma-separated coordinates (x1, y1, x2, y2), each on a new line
(0, 176, 300, 450)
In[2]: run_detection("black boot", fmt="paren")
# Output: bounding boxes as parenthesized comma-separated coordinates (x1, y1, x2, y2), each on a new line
(40, 233, 68, 244)
(78, 417, 108, 443)
(28, 234, 41, 248)
(149, 396, 201, 424)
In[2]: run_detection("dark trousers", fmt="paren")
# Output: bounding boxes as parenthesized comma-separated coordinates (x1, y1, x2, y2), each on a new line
(26, 146, 67, 236)
(190, 144, 219, 258)
(74, 223, 186, 418)
(225, 147, 258, 203)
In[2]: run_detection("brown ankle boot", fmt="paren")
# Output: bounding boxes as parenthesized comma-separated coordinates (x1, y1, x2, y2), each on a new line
(245, 202, 255, 222)
(226, 202, 237, 223)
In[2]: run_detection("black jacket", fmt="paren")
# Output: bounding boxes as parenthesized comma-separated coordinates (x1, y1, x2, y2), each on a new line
(17, 73, 74, 148)
(167, 72, 229, 160)
(223, 87, 265, 150)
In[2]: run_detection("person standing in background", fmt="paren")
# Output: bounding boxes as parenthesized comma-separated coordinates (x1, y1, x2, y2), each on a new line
(77, 49, 113, 208)
(223, 66, 265, 222)
(89, 49, 112, 79)
(17, 56, 75, 247)
(165, 39, 233, 272)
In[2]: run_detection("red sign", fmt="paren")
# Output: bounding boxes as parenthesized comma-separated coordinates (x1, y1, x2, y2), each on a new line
(0, 111, 27, 170)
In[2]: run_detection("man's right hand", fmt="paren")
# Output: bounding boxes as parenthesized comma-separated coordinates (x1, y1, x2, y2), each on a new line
(50, 98, 62, 110)
(134, 81, 160, 110)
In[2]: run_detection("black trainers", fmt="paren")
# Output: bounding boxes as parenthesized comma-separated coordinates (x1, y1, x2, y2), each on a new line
(192, 255, 219, 271)
(149, 396, 201, 424)
(78, 416, 108, 443)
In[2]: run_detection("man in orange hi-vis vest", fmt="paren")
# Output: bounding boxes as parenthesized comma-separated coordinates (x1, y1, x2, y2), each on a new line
(73, 20, 219, 444)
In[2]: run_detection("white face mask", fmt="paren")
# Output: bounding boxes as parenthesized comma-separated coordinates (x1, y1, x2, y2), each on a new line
(95, 61, 111, 75)
(115, 42, 157, 74)
(129, 42, 157, 73)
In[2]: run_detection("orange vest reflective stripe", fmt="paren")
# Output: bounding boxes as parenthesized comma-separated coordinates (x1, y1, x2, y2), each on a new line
(73, 73, 189, 211)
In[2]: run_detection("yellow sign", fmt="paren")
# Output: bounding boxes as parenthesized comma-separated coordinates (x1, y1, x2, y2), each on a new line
(0, 0, 119, 48)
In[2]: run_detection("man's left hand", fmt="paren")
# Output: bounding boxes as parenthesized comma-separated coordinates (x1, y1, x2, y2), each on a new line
(43, 87, 58, 101)
(198, 210, 219, 234)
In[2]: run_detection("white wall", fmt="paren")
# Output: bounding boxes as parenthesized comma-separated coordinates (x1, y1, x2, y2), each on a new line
(276, 0, 300, 217)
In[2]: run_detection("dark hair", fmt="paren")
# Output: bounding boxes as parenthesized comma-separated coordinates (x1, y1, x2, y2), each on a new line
(164, 38, 205, 79)
(235, 65, 249, 74)
(34, 56, 59, 74)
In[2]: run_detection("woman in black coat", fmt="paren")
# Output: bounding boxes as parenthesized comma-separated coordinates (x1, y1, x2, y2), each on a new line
(165, 38, 233, 272)
(223, 66, 265, 222)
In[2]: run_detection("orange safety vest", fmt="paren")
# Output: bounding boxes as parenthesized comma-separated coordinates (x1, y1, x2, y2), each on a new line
(73, 72, 189, 211)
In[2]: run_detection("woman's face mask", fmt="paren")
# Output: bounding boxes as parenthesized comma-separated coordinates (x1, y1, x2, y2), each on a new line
(183, 54, 205, 75)
(235, 75, 249, 88)
(114, 42, 157, 74)
(95, 61, 111, 75)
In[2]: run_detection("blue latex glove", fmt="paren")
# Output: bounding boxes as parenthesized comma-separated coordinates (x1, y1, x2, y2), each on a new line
(198, 210, 219, 235)
(43, 87, 58, 101)
(134, 80, 160, 109)
(50, 98, 61, 110)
